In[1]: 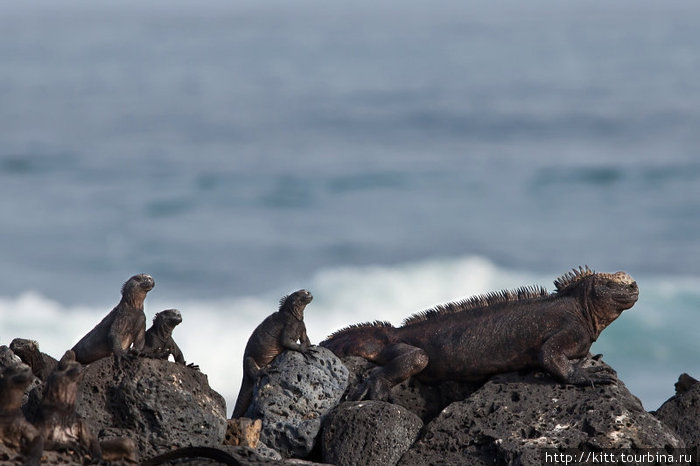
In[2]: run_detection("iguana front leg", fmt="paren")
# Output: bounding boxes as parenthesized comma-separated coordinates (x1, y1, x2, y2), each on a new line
(280, 324, 310, 354)
(540, 334, 616, 386)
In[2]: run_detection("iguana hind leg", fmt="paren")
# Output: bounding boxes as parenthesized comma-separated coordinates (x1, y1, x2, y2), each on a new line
(348, 343, 428, 401)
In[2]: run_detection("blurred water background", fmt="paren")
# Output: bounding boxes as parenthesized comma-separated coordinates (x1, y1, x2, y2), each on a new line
(1, 0, 698, 411)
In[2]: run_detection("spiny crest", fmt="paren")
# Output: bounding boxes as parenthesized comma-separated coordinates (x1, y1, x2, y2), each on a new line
(554, 265, 596, 293)
(324, 321, 394, 340)
(278, 294, 291, 310)
(402, 285, 549, 326)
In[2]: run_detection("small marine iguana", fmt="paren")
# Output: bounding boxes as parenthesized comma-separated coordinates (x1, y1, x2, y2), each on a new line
(231, 289, 313, 418)
(9, 338, 58, 382)
(71, 273, 154, 368)
(0, 358, 43, 465)
(35, 350, 102, 459)
(142, 309, 198, 369)
(321, 267, 639, 401)
(35, 350, 137, 463)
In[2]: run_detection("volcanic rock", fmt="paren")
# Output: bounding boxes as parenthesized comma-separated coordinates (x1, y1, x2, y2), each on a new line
(247, 346, 348, 458)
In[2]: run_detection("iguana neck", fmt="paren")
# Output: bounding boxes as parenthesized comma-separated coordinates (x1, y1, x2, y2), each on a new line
(120, 292, 146, 310)
(152, 323, 174, 341)
(578, 291, 605, 342)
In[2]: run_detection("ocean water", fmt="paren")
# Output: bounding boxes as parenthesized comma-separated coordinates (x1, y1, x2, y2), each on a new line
(1, 0, 699, 411)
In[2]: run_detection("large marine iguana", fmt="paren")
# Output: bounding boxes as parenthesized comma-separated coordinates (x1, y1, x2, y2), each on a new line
(141, 309, 198, 369)
(321, 267, 639, 401)
(71, 273, 154, 368)
(0, 358, 43, 465)
(231, 289, 313, 418)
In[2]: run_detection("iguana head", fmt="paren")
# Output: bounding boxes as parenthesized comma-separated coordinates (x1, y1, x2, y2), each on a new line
(120, 273, 155, 308)
(122, 273, 155, 295)
(0, 360, 34, 410)
(590, 271, 639, 309)
(9, 338, 40, 362)
(153, 309, 183, 330)
(279, 289, 313, 320)
(43, 350, 83, 414)
(555, 266, 638, 338)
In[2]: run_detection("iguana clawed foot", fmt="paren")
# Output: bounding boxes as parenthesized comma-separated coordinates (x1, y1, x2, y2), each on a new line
(186, 362, 200, 371)
(569, 365, 618, 387)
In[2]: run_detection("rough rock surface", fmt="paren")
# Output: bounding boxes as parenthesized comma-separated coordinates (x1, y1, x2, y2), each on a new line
(653, 374, 700, 449)
(248, 346, 348, 458)
(399, 360, 684, 466)
(322, 400, 422, 466)
(75, 356, 227, 460)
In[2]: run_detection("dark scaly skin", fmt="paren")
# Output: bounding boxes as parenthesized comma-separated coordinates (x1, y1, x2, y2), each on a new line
(71, 273, 154, 368)
(0, 360, 43, 466)
(231, 289, 313, 419)
(9, 338, 58, 382)
(34, 351, 137, 462)
(142, 309, 198, 369)
(35, 350, 102, 459)
(321, 267, 639, 401)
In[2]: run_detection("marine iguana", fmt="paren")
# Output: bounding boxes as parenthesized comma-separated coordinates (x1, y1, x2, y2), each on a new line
(141, 309, 198, 369)
(231, 289, 313, 418)
(9, 338, 58, 382)
(321, 267, 639, 401)
(71, 273, 154, 368)
(0, 359, 43, 465)
(34, 350, 137, 463)
(34, 350, 102, 459)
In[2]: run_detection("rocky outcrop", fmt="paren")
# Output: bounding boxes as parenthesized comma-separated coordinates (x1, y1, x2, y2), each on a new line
(399, 362, 684, 466)
(322, 400, 422, 466)
(247, 346, 348, 458)
(4, 335, 698, 466)
(653, 373, 700, 450)
(76, 356, 227, 461)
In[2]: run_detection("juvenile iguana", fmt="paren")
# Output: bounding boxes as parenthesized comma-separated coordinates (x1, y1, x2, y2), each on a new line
(71, 273, 154, 368)
(231, 289, 313, 418)
(142, 309, 198, 369)
(0, 358, 43, 465)
(35, 350, 137, 463)
(9, 338, 58, 382)
(35, 350, 102, 458)
(321, 267, 639, 401)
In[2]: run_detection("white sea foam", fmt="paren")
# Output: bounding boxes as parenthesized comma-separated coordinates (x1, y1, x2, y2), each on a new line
(1, 256, 698, 412)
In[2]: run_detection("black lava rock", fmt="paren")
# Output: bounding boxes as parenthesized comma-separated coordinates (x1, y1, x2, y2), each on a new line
(400, 361, 683, 466)
(248, 346, 348, 458)
(322, 400, 423, 466)
(76, 356, 227, 460)
(653, 373, 700, 450)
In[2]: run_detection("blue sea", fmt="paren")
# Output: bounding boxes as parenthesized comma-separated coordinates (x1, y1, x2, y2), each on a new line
(1, 0, 698, 412)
